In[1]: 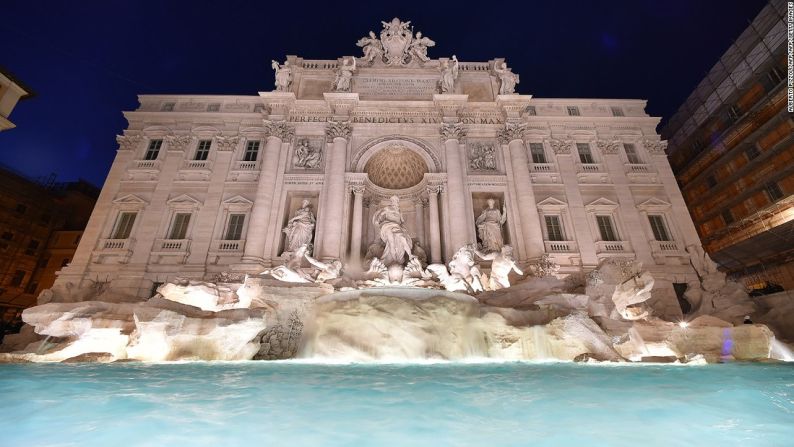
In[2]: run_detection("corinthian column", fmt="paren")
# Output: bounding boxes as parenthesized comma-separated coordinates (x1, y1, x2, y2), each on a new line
(498, 122, 544, 261)
(319, 121, 352, 260)
(440, 122, 472, 253)
(427, 185, 442, 263)
(349, 185, 365, 268)
(414, 199, 426, 247)
(242, 121, 294, 266)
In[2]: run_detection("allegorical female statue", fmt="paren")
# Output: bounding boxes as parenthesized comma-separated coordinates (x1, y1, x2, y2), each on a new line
(271, 60, 292, 92)
(282, 199, 315, 253)
(476, 198, 507, 253)
(493, 61, 519, 95)
(438, 55, 459, 94)
(333, 57, 356, 92)
(372, 196, 414, 266)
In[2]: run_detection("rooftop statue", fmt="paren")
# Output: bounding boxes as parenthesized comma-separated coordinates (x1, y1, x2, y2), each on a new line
(493, 61, 519, 95)
(333, 57, 356, 92)
(271, 60, 292, 92)
(439, 55, 459, 94)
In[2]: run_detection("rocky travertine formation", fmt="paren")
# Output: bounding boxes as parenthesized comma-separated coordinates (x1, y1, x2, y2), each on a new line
(253, 311, 304, 360)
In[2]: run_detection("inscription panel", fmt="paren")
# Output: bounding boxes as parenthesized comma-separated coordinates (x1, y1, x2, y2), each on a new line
(352, 76, 438, 100)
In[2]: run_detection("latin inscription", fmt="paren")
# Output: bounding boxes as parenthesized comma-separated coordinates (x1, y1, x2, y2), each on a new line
(352, 76, 438, 99)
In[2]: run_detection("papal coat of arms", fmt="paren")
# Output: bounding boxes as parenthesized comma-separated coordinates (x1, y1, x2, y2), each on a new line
(357, 18, 435, 66)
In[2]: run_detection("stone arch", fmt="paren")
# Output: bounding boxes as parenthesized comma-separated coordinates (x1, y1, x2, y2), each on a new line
(352, 135, 441, 173)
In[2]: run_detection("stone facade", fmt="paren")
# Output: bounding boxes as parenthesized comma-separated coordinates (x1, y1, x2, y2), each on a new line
(54, 19, 702, 316)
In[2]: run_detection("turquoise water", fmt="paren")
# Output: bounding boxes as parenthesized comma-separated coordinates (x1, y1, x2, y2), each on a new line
(2, 362, 794, 447)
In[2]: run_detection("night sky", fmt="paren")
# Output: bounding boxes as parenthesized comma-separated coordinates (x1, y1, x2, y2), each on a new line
(0, 0, 768, 188)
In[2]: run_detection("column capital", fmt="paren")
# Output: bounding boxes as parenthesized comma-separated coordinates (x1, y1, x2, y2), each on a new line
(215, 135, 240, 151)
(116, 134, 143, 151)
(165, 134, 193, 152)
(642, 138, 668, 155)
(497, 122, 528, 145)
(427, 184, 444, 195)
(325, 120, 353, 140)
(350, 184, 366, 195)
(548, 138, 574, 155)
(596, 139, 621, 155)
(264, 120, 295, 142)
(439, 122, 467, 141)
(433, 94, 468, 121)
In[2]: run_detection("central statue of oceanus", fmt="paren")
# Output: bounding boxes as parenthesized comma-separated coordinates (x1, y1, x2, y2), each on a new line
(372, 196, 414, 267)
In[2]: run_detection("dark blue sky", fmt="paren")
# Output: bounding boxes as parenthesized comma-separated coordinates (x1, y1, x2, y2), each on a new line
(0, 0, 767, 187)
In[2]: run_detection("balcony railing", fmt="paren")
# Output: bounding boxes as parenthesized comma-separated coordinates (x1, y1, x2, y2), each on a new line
(531, 163, 555, 172)
(595, 240, 632, 253)
(650, 240, 681, 253)
(211, 239, 245, 252)
(233, 160, 259, 171)
(154, 238, 190, 252)
(544, 240, 577, 253)
(625, 163, 653, 174)
(100, 238, 132, 250)
(183, 160, 211, 170)
(133, 160, 161, 170)
(577, 163, 603, 173)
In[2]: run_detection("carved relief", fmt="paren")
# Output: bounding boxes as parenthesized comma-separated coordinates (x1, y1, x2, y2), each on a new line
(549, 139, 574, 155)
(496, 122, 527, 144)
(596, 139, 621, 155)
(357, 18, 436, 67)
(468, 142, 498, 171)
(325, 121, 353, 140)
(293, 139, 323, 170)
(439, 122, 467, 141)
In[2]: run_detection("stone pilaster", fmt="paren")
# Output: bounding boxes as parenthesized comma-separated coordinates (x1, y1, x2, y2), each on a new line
(318, 120, 353, 259)
(426, 185, 443, 264)
(349, 184, 365, 267)
(498, 122, 544, 261)
(440, 122, 473, 253)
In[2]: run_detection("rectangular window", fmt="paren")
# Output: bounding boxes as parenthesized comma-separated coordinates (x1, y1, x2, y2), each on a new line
(16, 204, 27, 214)
(765, 182, 784, 202)
(224, 214, 245, 240)
(610, 106, 624, 117)
(25, 239, 39, 256)
(195, 140, 211, 160)
(112, 212, 137, 239)
(745, 145, 760, 161)
(576, 143, 594, 164)
(525, 105, 537, 116)
(706, 175, 717, 189)
(207, 103, 220, 112)
(596, 215, 618, 241)
(1, 232, 12, 241)
(722, 209, 734, 225)
(529, 143, 547, 164)
(544, 216, 564, 241)
(60, 258, 71, 268)
(10, 270, 25, 287)
(144, 139, 162, 160)
(168, 213, 191, 239)
(648, 215, 671, 241)
(161, 102, 175, 112)
(243, 141, 260, 162)
(25, 281, 38, 294)
(623, 143, 641, 164)
(566, 106, 580, 116)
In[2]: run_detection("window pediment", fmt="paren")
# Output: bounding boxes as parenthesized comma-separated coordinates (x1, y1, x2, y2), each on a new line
(222, 195, 254, 211)
(537, 197, 568, 212)
(586, 197, 619, 212)
(637, 197, 672, 211)
(167, 194, 202, 210)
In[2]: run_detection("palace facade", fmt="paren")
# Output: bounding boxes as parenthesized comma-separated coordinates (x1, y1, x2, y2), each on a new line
(55, 19, 703, 318)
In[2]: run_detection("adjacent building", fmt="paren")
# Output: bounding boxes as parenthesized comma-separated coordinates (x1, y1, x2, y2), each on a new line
(661, 0, 792, 290)
(55, 19, 706, 319)
(0, 165, 98, 323)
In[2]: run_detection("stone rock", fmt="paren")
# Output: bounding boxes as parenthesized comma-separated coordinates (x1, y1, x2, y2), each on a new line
(253, 311, 304, 360)
(157, 281, 243, 311)
(63, 352, 115, 363)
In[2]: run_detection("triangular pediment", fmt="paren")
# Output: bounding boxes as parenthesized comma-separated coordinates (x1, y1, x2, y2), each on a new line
(167, 194, 202, 207)
(637, 197, 672, 210)
(113, 194, 147, 205)
(222, 195, 254, 206)
(537, 197, 568, 209)
(585, 197, 619, 210)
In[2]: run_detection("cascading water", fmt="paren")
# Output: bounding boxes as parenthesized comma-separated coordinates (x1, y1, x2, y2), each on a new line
(770, 337, 794, 362)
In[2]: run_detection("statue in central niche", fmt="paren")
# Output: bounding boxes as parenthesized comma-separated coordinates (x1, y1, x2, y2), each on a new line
(372, 196, 414, 267)
(475, 198, 507, 253)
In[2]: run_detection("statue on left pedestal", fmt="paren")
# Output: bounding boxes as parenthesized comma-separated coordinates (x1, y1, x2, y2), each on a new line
(439, 55, 459, 94)
(271, 60, 292, 92)
(283, 200, 315, 253)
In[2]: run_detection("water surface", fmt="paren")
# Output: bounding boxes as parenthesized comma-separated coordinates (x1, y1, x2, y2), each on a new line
(2, 362, 793, 446)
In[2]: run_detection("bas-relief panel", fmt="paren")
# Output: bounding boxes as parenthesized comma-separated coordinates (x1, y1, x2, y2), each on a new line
(289, 138, 325, 173)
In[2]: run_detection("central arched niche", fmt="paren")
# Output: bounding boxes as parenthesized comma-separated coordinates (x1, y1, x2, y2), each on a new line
(364, 145, 429, 190)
